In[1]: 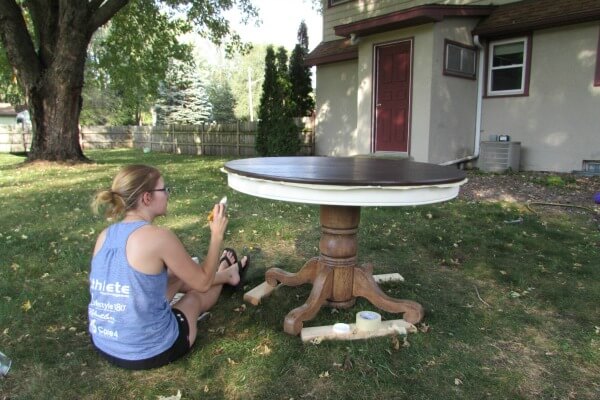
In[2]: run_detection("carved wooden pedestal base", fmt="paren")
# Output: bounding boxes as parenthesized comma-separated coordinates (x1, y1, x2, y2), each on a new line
(265, 205, 424, 335)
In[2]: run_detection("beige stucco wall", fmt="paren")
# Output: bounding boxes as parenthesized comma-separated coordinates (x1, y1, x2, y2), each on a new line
(314, 60, 359, 156)
(428, 18, 480, 164)
(355, 24, 435, 159)
(322, 0, 519, 42)
(315, 24, 437, 159)
(479, 22, 600, 172)
(316, 19, 481, 163)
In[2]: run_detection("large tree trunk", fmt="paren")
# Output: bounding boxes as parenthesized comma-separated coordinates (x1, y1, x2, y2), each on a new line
(0, 0, 129, 162)
(28, 42, 88, 162)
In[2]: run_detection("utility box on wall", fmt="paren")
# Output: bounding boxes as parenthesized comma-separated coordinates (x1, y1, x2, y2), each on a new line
(480, 141, 521, 172)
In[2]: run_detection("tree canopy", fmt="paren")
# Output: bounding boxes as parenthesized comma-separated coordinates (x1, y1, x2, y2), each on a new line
(0, 0, 258, 161)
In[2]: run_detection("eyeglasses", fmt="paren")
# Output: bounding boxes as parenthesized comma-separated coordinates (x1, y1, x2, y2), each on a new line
(150, 186, 171, 195)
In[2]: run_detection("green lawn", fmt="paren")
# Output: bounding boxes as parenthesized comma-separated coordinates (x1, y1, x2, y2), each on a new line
(1, 149, 599, 399)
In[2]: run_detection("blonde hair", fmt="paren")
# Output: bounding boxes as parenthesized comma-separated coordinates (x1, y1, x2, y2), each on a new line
(92, 164, 162, 219)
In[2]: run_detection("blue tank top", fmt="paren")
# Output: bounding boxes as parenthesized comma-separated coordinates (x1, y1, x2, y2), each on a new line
(88, 221, 179, 360)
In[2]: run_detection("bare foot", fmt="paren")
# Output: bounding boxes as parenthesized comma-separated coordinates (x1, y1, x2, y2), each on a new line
(218, 249, 236, 272)
(226, 256, 248, 287)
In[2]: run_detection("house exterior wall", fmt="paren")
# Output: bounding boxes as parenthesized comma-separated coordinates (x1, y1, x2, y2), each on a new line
(314, 60, 359, 156)
(314, 24, 436, 159)
(356, 24, 434, 160)
(315, 19, 481, 163)
(428, 18, 480, 164)
(480, 22, 600, 172)
(322, 0, 518, 42)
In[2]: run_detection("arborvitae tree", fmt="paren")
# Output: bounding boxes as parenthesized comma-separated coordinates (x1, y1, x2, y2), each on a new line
(289, 21, 315, 117)
(298, 20, 309, 51)
(255, 46, 277, 156)
(256, 46, 300, 156)
(272, 47, 300, 155)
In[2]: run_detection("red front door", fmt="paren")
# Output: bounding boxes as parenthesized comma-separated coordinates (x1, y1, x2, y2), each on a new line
(374, 41, 411, 152)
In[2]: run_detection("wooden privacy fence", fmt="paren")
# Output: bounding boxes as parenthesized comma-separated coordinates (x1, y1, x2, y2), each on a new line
(0, 125, 32, 153)
(0, 118, 315, 156)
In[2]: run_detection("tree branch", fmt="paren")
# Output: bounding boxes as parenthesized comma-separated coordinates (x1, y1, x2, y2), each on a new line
(0, 0, 42, 89)
(89, 0, 129, 33)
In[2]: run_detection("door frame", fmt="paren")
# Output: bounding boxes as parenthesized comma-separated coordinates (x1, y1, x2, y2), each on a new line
(371, 38, 414, 154)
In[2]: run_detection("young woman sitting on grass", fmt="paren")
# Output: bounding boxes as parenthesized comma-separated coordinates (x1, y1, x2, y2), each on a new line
(88, 164, 249, 370)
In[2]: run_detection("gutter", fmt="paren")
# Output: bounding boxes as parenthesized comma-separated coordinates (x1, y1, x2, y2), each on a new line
(440, 34, 484, 167)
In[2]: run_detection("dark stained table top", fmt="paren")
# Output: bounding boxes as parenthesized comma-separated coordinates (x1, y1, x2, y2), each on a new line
(224, 157, 466, 187)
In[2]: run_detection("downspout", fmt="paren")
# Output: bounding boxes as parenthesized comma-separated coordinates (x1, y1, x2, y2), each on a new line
(440, 34, 484, 167)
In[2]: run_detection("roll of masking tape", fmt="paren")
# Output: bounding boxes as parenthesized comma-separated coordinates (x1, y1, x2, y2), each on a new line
(355, 311, 382, 332)
(332, 323, 351, 334)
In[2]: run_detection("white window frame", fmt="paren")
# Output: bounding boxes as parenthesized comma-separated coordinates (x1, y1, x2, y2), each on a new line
(487, 37, 528, 96)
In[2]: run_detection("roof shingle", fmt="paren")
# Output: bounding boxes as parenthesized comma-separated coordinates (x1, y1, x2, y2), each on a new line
(474, 0, 600, 37)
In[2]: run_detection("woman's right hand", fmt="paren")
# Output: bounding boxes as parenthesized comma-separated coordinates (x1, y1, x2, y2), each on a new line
(208, 203, 228, 241)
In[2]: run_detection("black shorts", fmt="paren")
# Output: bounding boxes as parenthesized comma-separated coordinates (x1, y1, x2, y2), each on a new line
(92, 308, 191, 370)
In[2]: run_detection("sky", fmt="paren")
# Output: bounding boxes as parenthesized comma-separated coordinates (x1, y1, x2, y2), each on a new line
(225, 0, 323, 51)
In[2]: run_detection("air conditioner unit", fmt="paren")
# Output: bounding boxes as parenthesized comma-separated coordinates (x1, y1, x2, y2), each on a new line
(480, 141, 521, 172)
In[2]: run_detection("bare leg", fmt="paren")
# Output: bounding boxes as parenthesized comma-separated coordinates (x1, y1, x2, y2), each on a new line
(168, 250, 246, 345)
(167, 250, 238, 300)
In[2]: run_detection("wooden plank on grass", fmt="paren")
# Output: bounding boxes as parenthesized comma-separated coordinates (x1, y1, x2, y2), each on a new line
(300, 319, 416, 342)
(243, 282, 281, 306)
(373, 273, 404, 283)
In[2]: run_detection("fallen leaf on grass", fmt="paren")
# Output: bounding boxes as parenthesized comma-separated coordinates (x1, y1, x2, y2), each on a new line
(204, 385, 209, 393)
(455, 378, 463, 385)
(318, 371, 329, 378)
(209, 327, 226, 335)
(402, 336, 410, 348)
(343, 354, 353, 370)
(157, 390, 182, 400)
(227, 357, 237, 365)
(11, 263, 19, 272)
(21, 300, 32, 312)
(234, 304, 246, 313)
(253, 344, 272, 356)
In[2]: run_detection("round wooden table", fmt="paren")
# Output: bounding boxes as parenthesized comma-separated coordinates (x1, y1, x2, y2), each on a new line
(224, 157, 467, 335)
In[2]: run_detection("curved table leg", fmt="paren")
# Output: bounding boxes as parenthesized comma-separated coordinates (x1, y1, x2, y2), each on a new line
(353, 264, 424, 324)
(265, 257, 320, 287)
(283, 265, 334, 335)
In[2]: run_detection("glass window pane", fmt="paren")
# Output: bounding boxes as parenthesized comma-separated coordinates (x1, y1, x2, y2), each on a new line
(447, 46, 462, 71)
(462, 50, 476, 75)
(491, 67, 523, 91)
(492, 42, 524, 67)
